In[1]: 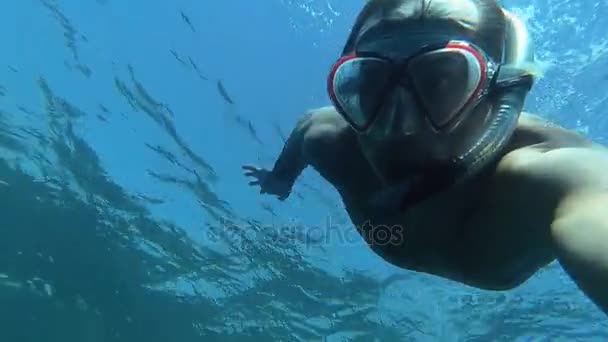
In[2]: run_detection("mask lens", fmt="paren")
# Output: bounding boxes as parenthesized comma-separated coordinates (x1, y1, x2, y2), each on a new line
(408, 49, 483, 128)
(330, 56, 393, 130)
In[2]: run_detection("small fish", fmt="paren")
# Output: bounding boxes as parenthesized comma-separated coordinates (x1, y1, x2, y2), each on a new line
(188, 57, 198, 70)
(136, 193, 166, 205)
(247, 121, 263, 145)
(76, 64, 92, 78)
(260, 202, 276, 216)
(8, 65, 18, 73)
(164, 105, 175, 118)
(188, 57, 208, 80)
(273, 122, 287, 143)
(217, 80, 234, 104)
(180, 11, 196, 32)
(169, 49, 188, 67)
(18, 106, 35, 116)
(145, 143, 179, 165)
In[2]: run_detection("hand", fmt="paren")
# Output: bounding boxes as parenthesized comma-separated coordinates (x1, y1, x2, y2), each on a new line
(242, 165, 291, 200)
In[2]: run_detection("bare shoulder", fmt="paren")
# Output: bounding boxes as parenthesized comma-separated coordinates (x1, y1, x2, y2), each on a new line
(298, 106, 376, 193)
(301, 106, 353, 142)
(511, 112, 593, 150)
(525, 145, 608, 191)
(306, 106, 350, 127)
(501, 112, 608, 191)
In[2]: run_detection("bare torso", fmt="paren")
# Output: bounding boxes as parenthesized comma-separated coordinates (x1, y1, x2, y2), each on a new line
(302, 107, 594, 290)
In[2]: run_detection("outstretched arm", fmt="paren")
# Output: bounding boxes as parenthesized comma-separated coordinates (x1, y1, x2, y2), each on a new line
(244, 106, 344, 200)
(269, 111, 314, 189)
(553, 190, 608, 316)
(243, 109, 320, 200)
(537, 147, 608, 315)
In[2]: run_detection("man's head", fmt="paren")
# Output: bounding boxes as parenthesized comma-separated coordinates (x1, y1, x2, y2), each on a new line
(342, 0, 506, 61)
(326, 0, 535, 194)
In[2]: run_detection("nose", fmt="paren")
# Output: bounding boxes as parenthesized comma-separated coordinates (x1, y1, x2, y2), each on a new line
(371, 86, 422, 137)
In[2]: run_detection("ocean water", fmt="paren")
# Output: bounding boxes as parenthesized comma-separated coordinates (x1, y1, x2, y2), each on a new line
(0, 0, 607, 340)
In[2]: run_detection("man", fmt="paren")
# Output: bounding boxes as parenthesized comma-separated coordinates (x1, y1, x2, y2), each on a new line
(243, 0, 608, 315)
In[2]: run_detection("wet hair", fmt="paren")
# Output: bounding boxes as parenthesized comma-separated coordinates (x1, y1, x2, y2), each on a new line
(342, 0, 506, 61)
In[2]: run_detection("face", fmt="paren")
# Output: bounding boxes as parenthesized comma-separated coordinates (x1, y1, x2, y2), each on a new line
(357, 97, 495, 182)
(328, 20, 500, 168)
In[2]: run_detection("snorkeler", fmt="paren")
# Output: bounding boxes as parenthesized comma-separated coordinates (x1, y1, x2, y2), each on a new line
(243, 0, 608, 315)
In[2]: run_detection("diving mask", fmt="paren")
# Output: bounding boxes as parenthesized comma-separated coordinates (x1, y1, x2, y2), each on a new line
(327, 40, 533, 133)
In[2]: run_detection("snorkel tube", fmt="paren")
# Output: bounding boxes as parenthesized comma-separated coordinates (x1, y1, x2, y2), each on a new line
(393, 10, 537, 211)
(457, 9, 537, 180)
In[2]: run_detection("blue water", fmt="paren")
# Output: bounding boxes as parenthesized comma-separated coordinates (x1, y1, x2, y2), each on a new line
(0, 0, 607, 340)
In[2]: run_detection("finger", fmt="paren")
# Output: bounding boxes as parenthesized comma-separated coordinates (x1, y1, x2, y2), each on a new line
(243, 171, 255, 177)
(242, 165, 257, 172)
(248, 180, 260, 186)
